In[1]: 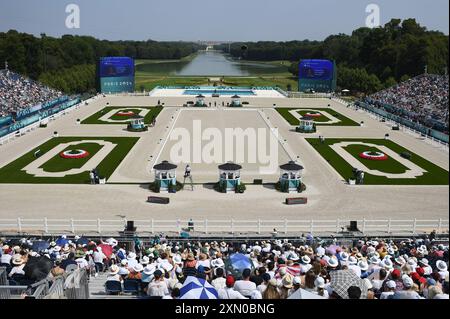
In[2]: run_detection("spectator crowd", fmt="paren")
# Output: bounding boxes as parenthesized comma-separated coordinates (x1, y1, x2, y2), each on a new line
(0, 69, 62, 117)
(1, 234, 448, 300)
(366, 74, 449, 133)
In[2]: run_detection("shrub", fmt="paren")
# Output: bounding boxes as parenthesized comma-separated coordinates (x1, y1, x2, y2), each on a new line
(149, 182, 160, 193)
(400, 152, 412, 160)
(235, 183, 246, 194)
(297, 183, 307, 193)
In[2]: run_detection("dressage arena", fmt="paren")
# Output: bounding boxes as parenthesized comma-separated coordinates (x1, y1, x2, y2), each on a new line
(0, 94, 448, 225)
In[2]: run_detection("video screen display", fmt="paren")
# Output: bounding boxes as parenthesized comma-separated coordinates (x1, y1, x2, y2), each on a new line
(299, 59, 333, 81)
(99, 57, 134, 78)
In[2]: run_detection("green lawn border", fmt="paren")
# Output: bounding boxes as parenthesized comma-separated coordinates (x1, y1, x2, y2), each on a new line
(306, 138, 449, 185)
(39, 142, 104, 173)
(343, 144, 408, 174)
(0, 137, 139, 184)
(276, 107, 359, 126)
(81, 106, 163, 125)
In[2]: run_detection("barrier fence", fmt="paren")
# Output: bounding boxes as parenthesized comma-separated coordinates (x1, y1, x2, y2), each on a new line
(0, 218, 447, 236)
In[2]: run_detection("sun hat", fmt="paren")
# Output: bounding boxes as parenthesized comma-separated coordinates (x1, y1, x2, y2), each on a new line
(186, 253, 195, 261)
(279, 267, 287, 276)
(143, 264, 156, 276)
(109, 265, 120, 275)
(282, 275, 294, 289)
(133, 264, 144, 272)
(403, 276, 414, 288)
(173, 255, 183, 265)
(211, 258, 225, 268)
(316, 246, 325, 257)
(293, 276, 301, 285)
(127, 252, 136, 259)
(369, 256, 380, 265)
(436, 260, 448, 272)
(395, 256, 406, 265)
(12, 254, 23, 265)
(348, 256, 358, 265)
(386, 280, 396, 289)
(120, 259, 128, 266)
(314, 276, 325, 289)
(387, 247, 395, 255)
(381, 258, 394, 270)
(419, 258, 429, 266)
(327, 257, 338, 268)
(339, 252, 349, 261)
(140, 256, 150, 265)
(268, 278, 278, 287)
(364, 278, 373, 290)
(160, 262, 174, 273)
(301, 255, 311, 264)
(358, 261, 369, 271)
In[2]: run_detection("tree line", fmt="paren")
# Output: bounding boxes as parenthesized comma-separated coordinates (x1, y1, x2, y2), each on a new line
(217, 19, 449, 94)
(0, 30, 203, 93)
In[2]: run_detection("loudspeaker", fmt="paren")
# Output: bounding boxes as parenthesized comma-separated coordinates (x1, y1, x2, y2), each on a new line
(126, 221, 136, 232)
(349, 221, 358, 231)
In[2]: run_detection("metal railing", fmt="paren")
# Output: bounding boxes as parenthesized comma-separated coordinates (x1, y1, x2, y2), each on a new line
(0, 267, 89, 299)
(0, 218, 448, 236)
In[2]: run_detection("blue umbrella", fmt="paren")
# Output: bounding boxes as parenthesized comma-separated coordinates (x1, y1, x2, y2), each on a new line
(225, 253, 254, 279)
(180, 276, 218, 299)
(76, 237, 89, 246)
(230, 253, 253, 269)
(55, 236, 69, 246)
(31, 240, 49, 252)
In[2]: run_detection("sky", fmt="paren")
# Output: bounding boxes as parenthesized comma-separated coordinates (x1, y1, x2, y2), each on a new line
(0, 0, 448, 41)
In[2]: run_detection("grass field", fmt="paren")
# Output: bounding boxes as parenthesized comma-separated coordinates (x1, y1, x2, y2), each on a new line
(40, 143, 104, 173)
(0, 137, 139, 184)
(276, 108, 360, 126)
(81, 106, 162, 125)
(307, 138, 449, 185)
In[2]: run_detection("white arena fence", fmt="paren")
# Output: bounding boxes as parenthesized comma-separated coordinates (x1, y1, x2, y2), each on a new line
(0, 218, 447, 236)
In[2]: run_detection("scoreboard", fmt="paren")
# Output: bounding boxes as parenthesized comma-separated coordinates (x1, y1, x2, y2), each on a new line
(98, 57, 135, 93)
(298, 59, 336, 93)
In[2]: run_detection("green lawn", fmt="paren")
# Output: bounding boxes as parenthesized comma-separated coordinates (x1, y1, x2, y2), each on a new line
(0, 137, 139, 184)
(343, 144, 408, 174)
(40, 143, 104, 173)
(306, 138, 449, 185)
(81, 106, 162, 125)
(276, 108, 360, 126)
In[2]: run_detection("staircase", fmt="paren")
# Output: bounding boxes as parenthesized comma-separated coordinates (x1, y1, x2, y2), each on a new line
(88, 273, 138, 299)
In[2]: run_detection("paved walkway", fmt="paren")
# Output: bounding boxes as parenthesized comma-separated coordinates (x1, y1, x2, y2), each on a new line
(0, 95, 447, 222)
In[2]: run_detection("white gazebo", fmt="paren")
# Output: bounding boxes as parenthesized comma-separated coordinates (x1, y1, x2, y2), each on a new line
(279, 161, 304, 193)
(153, 160, 178, 193)
(218, 162, 242, 193)
(195, 94, 205, 107)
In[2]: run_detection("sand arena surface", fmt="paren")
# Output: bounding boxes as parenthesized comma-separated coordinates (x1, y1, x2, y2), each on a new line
(0, 95, 448, 222)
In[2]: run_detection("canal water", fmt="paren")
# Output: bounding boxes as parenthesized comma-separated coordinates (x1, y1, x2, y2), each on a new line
(135, 51, 288, 76)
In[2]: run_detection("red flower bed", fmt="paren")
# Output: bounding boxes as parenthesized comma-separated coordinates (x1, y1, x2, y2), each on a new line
(305, 113, 322, 117)
(60, 150, 90, 159)
(359, 151, 388, 161)
(116, 111, 135, 116)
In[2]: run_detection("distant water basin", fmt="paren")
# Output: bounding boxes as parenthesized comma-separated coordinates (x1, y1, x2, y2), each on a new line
(135, 51, 288, 76)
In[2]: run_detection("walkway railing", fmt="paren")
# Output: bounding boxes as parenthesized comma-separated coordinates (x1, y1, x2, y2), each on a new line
(0, 218, 447, 236)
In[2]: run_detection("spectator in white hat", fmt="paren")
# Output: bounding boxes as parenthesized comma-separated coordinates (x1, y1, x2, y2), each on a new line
(380, 280, 397, 299)
(313, 276, 329, 298)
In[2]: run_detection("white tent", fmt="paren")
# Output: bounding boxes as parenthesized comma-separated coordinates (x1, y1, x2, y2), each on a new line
(288, 288, 327, 300)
